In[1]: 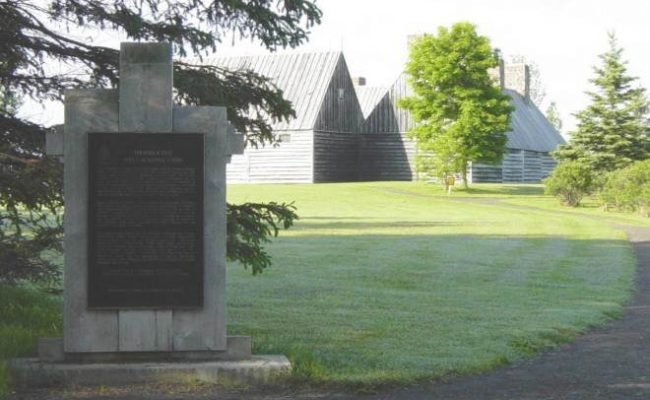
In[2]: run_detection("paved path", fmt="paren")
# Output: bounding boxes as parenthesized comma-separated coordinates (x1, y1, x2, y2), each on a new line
(13, 202, 650, 400)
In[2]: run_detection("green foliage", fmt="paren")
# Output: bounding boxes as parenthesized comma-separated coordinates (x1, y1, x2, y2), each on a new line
(227, 202, 298, 275)
(0, 284, 62, 397)
(554, 33, 650, 172)
(600, 160, 650, 216)
(544, 161, 595, 207)
(1, 0, 320, 281)
(1, 91, 63, 285)
(399, 22, 513, 186)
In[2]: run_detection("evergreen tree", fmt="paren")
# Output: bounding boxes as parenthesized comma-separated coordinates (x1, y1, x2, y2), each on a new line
(554, 33, 650, 172)
(546, 101, 563, 132)
(399, 22, 513, 187)
(1, 1, 322, 282)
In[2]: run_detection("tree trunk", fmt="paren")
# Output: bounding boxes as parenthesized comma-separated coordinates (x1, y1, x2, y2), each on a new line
(462, 164, 469, 189)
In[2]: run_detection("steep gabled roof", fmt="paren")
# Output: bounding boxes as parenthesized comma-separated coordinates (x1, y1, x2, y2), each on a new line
(362, 76, 565, 152)
(211, 51, 341, 131)
(506, 89, 565, 152)
(362, 73, 414, 134)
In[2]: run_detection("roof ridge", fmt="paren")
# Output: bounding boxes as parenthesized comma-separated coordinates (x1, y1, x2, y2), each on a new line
(208, 49, 343, 63)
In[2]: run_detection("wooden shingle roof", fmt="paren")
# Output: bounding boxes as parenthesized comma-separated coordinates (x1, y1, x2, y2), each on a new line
(505, 89, 565, 152)
(211, 51, 342, 131)
(363, 75, 565, 152)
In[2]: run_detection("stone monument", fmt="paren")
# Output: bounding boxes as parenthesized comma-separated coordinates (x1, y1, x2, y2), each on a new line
(11, 42, 290, 386)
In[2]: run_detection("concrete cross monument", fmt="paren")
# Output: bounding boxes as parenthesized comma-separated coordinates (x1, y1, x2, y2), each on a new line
(12, 42, 290, 387)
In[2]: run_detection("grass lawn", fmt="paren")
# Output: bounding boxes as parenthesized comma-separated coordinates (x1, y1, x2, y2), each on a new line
(226, 182, 635, 384)
(0, 182, 638, 392)
(392, 182, 650, 227)
(0, 285, 62, 395)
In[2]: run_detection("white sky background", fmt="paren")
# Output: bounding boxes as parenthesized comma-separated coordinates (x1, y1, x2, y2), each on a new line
(20, 0, 650, 135)
(220, 0, 650, 135)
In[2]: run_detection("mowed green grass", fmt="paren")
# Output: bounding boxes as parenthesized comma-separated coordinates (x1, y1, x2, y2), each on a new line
(0, 182, 637, 392)
(0, 285, 62, 395)
(226, 182, 635, 384)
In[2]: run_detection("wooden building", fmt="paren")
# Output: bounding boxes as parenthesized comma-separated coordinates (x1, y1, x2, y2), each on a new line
(357, 73, 417, 181)
(359, 64, 565, 183)
(216, 51, 563, 184)
(216, 52, 363, 183)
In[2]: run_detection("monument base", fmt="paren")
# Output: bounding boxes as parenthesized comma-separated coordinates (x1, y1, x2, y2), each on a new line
(37, 336, 253, 363)
(10, 335, 291, 388)
(9, 355, 291, 388)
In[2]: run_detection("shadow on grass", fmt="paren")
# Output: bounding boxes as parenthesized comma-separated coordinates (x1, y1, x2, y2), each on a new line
(293, 220, 464, 230)
(459, 185, 545, 196)
(227, 230, 636, 384)
(1, 231, 637, 391)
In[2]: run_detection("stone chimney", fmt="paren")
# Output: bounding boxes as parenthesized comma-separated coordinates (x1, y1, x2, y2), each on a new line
(352, 77, 366, 86)
(488, 59, 505, 90)
(504, 63, 530, 101)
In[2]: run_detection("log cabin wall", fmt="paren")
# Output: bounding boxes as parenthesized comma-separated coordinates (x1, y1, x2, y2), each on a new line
(218, 52, 565, 184)
(217, 52, 344, 183)
(313, 132, 359, 182)
(362, 73, 414, 135)
(357, 70, 565, 184)
(358, 134, 416, 181)
(471, 149, 560, 183)
(357, 73, 418, 181)
(227, 130, 314, 183)
(312, 54, 365, 182)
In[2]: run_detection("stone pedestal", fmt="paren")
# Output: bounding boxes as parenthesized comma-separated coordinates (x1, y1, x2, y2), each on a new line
(9, 355, 291, 388)
(10, 42, 288, 388)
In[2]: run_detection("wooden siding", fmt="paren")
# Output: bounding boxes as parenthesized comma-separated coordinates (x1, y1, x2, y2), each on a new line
(523, 151, 542, 182)
(362, 73, 414, 134)
(540, 153, 557, 180)
(314, 55, 365, 133)
(470, 162, 503, 183)
(358, 133, 416, 181)
(359, 72, 564, 184)
(218, 51, 368, 183)
(502, 150, 525, 182)
(226, 130, 314, 183)
(313, 132, 358, 182)
(363, 94, 397, 134)
(471, 150, 556, 183)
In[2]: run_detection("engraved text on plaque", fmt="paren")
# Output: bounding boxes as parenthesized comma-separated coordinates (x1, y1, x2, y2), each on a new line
(88, 133, 204, 308)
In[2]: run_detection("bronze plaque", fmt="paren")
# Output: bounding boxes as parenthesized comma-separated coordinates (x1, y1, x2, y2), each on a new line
(88, 133, 204, 308)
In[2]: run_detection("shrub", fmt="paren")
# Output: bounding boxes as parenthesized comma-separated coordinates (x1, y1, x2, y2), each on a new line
(544, 161, 595, 207)
(600, 160, 650, 216)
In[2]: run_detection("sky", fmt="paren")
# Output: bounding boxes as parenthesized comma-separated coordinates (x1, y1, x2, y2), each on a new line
(20, 0, 650, 134)
(217, 0, 650, 134)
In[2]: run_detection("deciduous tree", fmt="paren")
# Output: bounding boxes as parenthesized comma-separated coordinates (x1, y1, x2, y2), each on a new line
(399, 22, 513, 187)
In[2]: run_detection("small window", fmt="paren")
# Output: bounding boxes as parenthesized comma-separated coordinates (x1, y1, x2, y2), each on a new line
(278, 133, 291, 143)
(337, 88, 345, 102)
